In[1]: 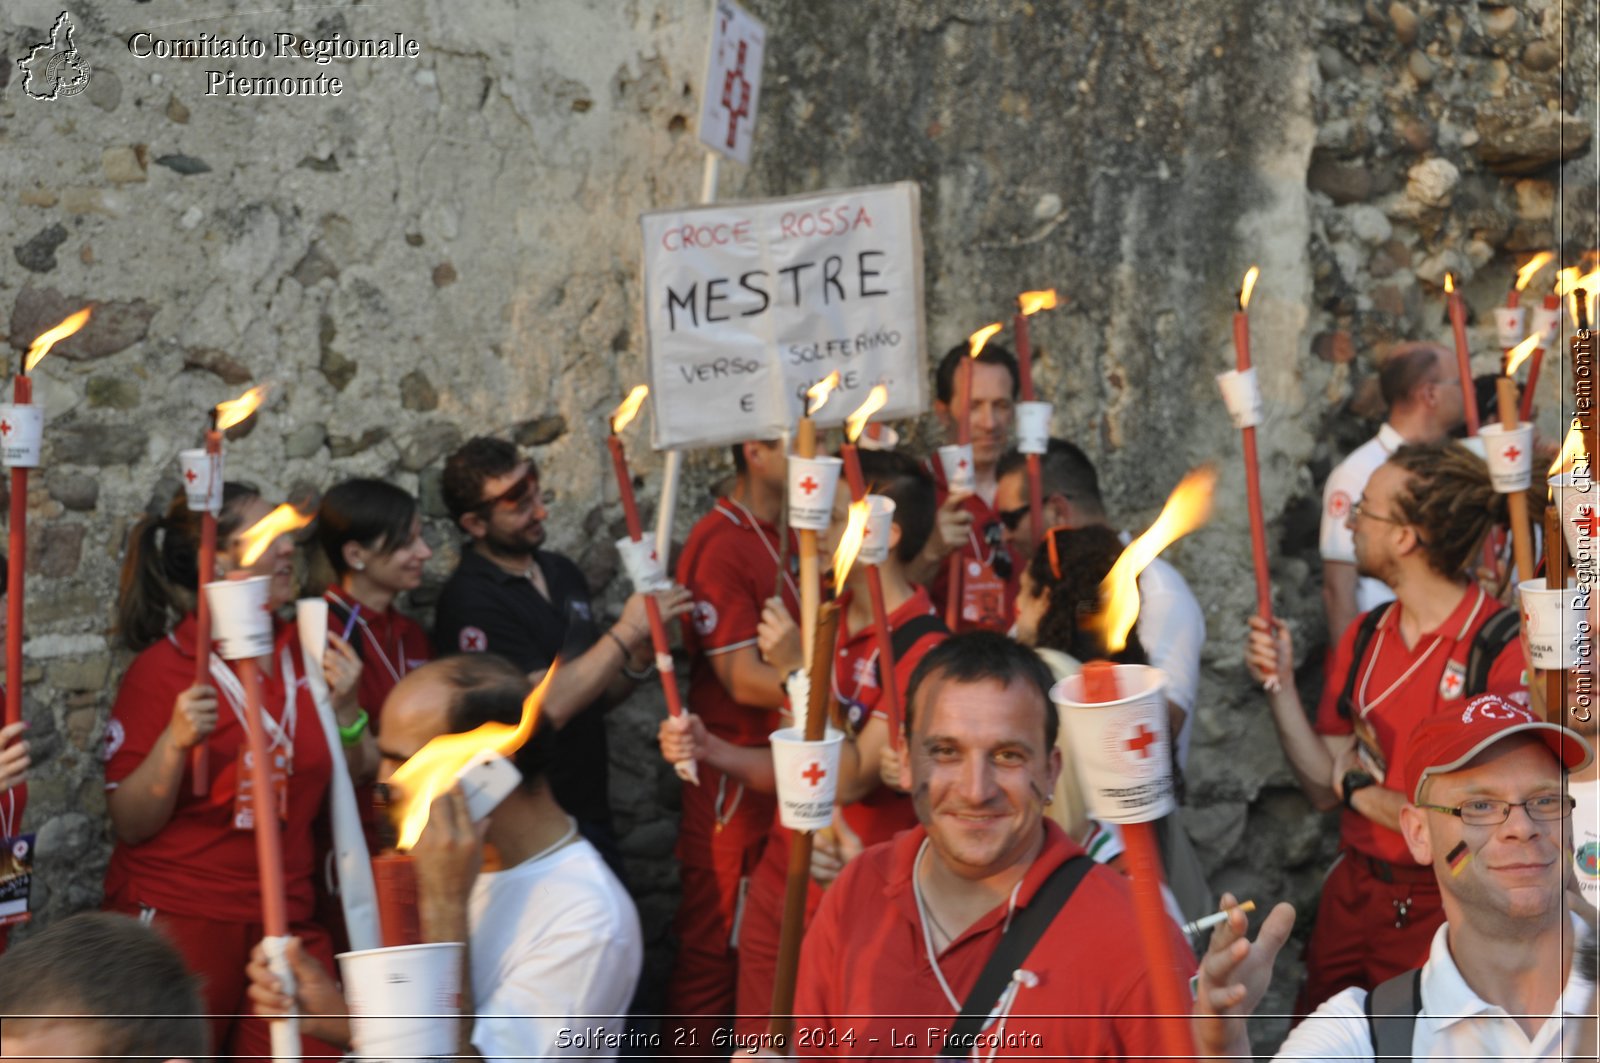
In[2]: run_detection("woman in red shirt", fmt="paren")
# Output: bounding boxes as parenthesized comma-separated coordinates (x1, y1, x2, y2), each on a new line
(102, 484, 371, 1062)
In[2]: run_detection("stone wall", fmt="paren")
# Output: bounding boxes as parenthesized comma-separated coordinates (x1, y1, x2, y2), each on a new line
(0, 0, 1592, 1045)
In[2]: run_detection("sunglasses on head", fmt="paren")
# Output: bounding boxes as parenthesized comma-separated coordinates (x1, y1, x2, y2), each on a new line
(476, 470, 544, 513)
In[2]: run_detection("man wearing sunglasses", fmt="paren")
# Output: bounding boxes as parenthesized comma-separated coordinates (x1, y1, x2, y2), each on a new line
(1196, 693, 1592, 1061)
(435, 437, 692, 872)
(1320, 343, 1464, 643)
(993, 439, 1205, 772)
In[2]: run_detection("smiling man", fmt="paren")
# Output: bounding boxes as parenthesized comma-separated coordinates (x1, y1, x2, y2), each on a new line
(793, 632, 1191, 1056)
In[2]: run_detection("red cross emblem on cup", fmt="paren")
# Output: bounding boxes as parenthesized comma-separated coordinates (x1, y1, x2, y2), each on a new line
(801, 761, 827, 786)
(185, 468, 198, 483)
(1502, 444, 1522, 464)
(799, 476, 819, 496)
(1124, 724, 1158, 759)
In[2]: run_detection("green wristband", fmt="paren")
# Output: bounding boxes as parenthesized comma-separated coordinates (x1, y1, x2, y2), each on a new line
(339, 708, 369, 747)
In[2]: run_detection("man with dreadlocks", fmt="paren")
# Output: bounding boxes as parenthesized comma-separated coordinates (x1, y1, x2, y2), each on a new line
(1244, 441, 1527, 1015)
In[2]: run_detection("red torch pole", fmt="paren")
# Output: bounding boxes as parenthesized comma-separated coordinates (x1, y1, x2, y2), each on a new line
(191, 421, 221, 795)
(1231, 282, 1273, 622)
(1447, 276, 1481, 435)
(5, 371, 28, 730)
(946, 357, 975, 630)
(841, 444, 903, 748)
(1521, 293, 1561, 423)
(1014, 309, 1046, 549)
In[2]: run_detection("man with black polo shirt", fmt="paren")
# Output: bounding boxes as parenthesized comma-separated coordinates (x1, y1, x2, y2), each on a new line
(435, 437, 690, 867)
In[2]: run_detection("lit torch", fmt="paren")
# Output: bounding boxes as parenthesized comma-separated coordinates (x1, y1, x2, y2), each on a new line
(5, 308, 90, 730)
(1223, 267, 1274, 630)
(190, 382, 271, 794)
(1015, 290, 1060, 547)
(794, 372, 841, 668)
(1444, 273, 1481, 436)
(1490, 335, 1541, 584)
(945, 325, 1003, 629)
(607, 387, 696, 785)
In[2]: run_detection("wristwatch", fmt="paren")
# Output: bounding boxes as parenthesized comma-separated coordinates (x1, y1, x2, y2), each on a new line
(1341, 770, 1375, 811)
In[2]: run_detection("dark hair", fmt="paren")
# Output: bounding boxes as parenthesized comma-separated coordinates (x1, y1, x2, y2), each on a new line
(903, 631, 1059, 749)
(436, 653, 552, 790)
(0, 912, 207, 1059)
(731, 439, 781, 476)
(1026, 525, 1150, 665)
(997, 438, 1106, 518)
(1387, 441, 1505, 578)
(318, 478, 420, 578)
(1379, 342, 1447, 407)
(934, 341, 1020, 404)
(441, 437, 527, 522)
(117, 482, 262, 651)
(853, 449, 936, 563)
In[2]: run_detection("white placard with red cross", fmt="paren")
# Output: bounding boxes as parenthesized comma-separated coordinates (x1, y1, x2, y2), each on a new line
(699, 0, 766, 165)
(640, 181, 927, 450)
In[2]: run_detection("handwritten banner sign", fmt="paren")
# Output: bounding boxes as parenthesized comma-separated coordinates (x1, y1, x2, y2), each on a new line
(699, 0, 766, 165)
(640, 181, 927, 451)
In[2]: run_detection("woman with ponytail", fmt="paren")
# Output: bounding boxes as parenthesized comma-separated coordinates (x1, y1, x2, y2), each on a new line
(102, 484, 370, 1062)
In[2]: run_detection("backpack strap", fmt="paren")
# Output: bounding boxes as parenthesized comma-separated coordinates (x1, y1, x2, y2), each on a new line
(1363, 966, 1422, 1063)
(874, 613, 949, 690)
(1337, 603, 1393, 721)
(938, 855, 1094, 1056)
(1464, 607, 1520, 698)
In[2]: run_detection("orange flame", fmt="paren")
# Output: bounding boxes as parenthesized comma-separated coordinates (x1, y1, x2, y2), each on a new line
(611, 385, 649, 434)
(1018, 290, 1059, 316)
(387, 667, 556, 850)
(215, 384, 271, 431)
(1557, 267, 1582, 294)
(1444, 273, 1456, 294)
(1516, 252, 1554, 291)
(968, 323, 1003, 359)
(1505, 333, 1540, 376)
(1239, 266, 1260, 311)
(831, 498, 870, 590)
(1094, 466, 1217, 653)
(806, 371, 841, 416)
(1549, 422, 1587, 480)
(25, 308, 91, 372)
(844, 385, 889, 444)
(237, 503, 313, 567)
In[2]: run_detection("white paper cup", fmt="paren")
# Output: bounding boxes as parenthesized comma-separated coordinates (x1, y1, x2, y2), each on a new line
(178, 448, 223, 514)
(1550, 473, 1599, 582)
(787, 456, 843, 531)
(615, 536, 670, 592)
(1214, 368, 1264, 430)
(338, 941, 464, 1059)
(769, 726, 844, 831)
(1518, 578, 1589, 670)
(1015, 401, 1053, 454)
(1531, 305, 1563, 347)
(1494, 306, 1528, 348)
(1479, 422, 1535, 493)
(1051, 665, 1176, 824)
(857, 423, 900, 452)
(859, 495, 896, 566)
(0, 405, 43, 469)
(937, 444, 976, 494)
(203, 576, 274, 660)
(1459, 436, 1487, 461)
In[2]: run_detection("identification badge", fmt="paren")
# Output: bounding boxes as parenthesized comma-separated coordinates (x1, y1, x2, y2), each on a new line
(233, 747, 291, 831)
(960, 558, 1010, 631)
(0, 833, 35, 927)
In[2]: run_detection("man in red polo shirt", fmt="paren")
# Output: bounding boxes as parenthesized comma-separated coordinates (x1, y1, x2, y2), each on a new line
(1245, 440, 1525, 1013)
(665, 438, 799, 1051)
(793, 632, 1190, 1057)
(909, 342, 1019, 633)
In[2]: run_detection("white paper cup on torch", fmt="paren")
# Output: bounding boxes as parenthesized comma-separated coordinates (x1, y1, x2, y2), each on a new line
(202, 575, 275, 660)
(1214, 368, 1264, 430)
(787, 455, 843, 531)
(615, 536, 671, 593)
(1517, 578, 1589, 670)
(1015, 401, 1053, 454)
(0, 404, 44, 469)
(859, 495, 897, 566)
(1478, 423, 1535, 493)
(1550, 473, 1599, 583)
(178, 448, 223, 514)
(1531, 305, 1563, 347)
(768, 726, 844, 831)
(1050, 665, 1176, 824)
(937, 444, 976, 495)
(1493, 306, 1528, 348)
(338, 941, 464, 1059)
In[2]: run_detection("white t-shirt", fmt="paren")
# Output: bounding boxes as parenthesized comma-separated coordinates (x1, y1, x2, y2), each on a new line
(1572, 777, 1599, 910)
(1275, 916, 1593, 1061)
(1320, 423, 1405, 617)
(1127, 540, 1206, 770)
(468, 834, 644, 1062)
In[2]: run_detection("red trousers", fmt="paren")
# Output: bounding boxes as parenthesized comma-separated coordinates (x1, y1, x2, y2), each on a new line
(107, 900, 344, 1063)
(663, 768, 773, 1054)
(734, 849, 823, 1040)
(1296, 850, 1443, 1016)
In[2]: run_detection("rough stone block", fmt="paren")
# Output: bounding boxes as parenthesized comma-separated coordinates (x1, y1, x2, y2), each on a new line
(328, 427, 390, 459)
(86, 375, 139, 410)
(512, 414, 568, 447)
(45, 470, 99, 512)
(101, 145, 148, 184)
(50, 422, 148, 466)
(399, 424, 462, 471)
(28, 524, 86, 579)
(182, 347, 255, 385)
(50, 655, 111, 694)
(400, 370, 439, 411)
(285, 423, 328, 459)
(15, 224, 69, 274)
(1473, 100, 1593, 175)
(11, 288, 156, 362)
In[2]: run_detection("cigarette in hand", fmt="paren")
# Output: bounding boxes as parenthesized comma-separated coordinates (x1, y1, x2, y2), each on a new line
(1182, 899, 1256, 936)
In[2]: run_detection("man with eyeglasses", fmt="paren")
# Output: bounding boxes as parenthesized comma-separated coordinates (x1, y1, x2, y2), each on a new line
(1320, 343, 1464, 642)
(1247, 440, 1525, 1014)
(1195, 692, 1593, 1061)
(435, 436, 691, 870)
